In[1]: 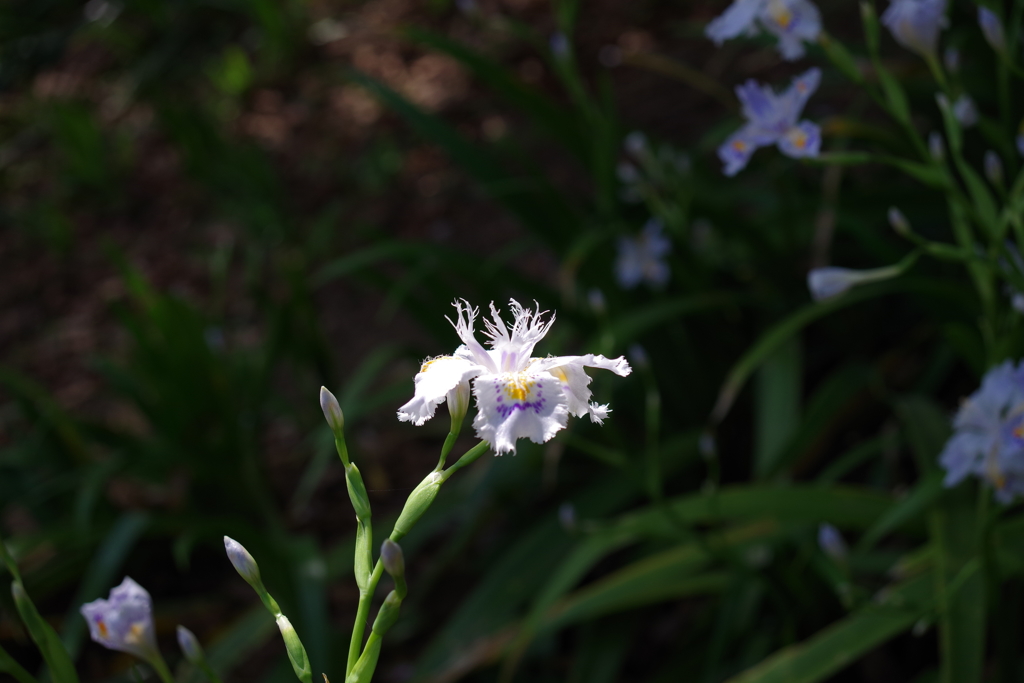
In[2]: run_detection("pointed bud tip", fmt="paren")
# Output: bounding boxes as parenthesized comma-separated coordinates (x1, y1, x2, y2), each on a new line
(223, 536, 261, 584)
(176, 625, 203, 663)
(320, 386, 345, 434)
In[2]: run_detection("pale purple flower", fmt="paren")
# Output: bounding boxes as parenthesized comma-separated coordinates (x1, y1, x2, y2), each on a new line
(706, 0, 822, 61)
(817, 523, 848, 562)
(718, 68, 821, 176)
(549, 32, 570, 60)
(942, 46, 960, 72)
(881, 0, 947, 58)
(616, 218, 672, 289)
(940, 360, 1024, 503)
(176, 625, 203, 664)
(80, 577, 159, 662)
(978, 7, 1006, 53)
(397, 300, 631, 454)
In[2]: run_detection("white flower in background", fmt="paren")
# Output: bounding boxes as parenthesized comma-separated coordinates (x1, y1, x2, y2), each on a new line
(616, 218, 672, 289)
(881, 0, 947, 59)
(706, 0, 822, 61)
(80, 577, 159, 662)
(397, 300, 631, 454)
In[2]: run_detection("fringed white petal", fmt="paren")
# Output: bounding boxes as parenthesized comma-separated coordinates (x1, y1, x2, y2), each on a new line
(472, 371, 568, 455)
(397, 354, 485, 426)
(531, 354, 631, 423)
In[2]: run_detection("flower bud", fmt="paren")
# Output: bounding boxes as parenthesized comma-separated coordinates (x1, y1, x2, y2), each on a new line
(381, 539, 405, 579)
(984, 150, 1003, 186)
(345, 463, 372, 521)
(817, 523, 848, 562)
(276, 615, 313, 683)
(928, 132, 944, 161)
(859, 2, 880, 53)
(807, 265, 902, 302)
(549, 31, 570, 60)
(371, 591, 403, 635)
(319, 386, 345, 435)
(446, 381, 471, 425)
(978, 7, 1006, 54)
(942, 47, 960, 73)
(176, 625, 204, 664)
(952, 95, 978, 128)
(392, 472, 443, 540)
(224, 536, 261, 587)
(888, 207, 911, 236)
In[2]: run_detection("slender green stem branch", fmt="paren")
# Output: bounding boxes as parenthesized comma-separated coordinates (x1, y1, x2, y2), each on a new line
(148, 654, 175, 683)
(347, 559, 385, 676)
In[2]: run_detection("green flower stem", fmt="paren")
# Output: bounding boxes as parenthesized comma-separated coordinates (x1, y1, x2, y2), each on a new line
(147, 654, 175, 683)
(435, 425, 461, 472)
(346, 441, 489, 678)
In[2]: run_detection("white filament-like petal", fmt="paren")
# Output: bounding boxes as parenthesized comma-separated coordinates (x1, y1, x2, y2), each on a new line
(472, 372, 568, 455)
(446, 300, 496, 370)
(397, 353, 485, 425)
(481, 300, 555, 371)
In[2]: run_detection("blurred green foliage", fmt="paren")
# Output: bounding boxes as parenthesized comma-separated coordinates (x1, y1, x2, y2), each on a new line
(0, 0, 1023, 682)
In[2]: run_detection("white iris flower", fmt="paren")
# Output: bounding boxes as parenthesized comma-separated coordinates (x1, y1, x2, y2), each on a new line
(397, 299, 632, 455)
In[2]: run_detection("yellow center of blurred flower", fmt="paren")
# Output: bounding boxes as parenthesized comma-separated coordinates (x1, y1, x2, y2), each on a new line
(97, 620, 108, 637)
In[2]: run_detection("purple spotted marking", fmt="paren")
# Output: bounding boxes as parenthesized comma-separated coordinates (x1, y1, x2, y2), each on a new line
(496, 398, 546, 418)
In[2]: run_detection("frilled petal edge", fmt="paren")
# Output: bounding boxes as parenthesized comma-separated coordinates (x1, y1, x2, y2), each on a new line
(397, 354, 485, 426)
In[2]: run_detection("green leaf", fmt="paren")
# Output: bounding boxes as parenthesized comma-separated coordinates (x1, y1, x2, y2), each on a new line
(0, 643, 37, 683)
(931, 488, 984, 683)
(754, 337, 801, 479)
(724, 572, 932, 683)
(10, 581, 81, 683)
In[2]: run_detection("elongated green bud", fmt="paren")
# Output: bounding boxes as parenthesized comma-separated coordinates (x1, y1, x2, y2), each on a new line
(223, 536, 280, 615)
(346, 464, 371, 521)
(321, 386, 350, 466)
(277, 615, 313, 683)
(224, 536, 261, 587)
(859, 1, 880, 54)
(345, 635, 382, 683)
(371, 591, 402, 635)
(392, 472, 443, 540)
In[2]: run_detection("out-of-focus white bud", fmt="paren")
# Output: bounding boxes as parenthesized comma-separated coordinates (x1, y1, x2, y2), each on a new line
(928, 132, 945, 161)
(952, 95, 978, 128)
(942, 46, 960, 72)
(888, 207, 911, 236)
(624, 131, 648, 157)
(224, 536, 261, 586)
(558, 502, 577, 532)
(978, 7, 1006, 54)
(807, 265, 903, 302)
(176, 625, 204, 664)
(587, 288, 606, 316)
(817, 523, 848, 562)
(549, 32, 570, 59)
(381, 539, 405, 579)
(628, 344, 649, 370)
(984, 150, 1004, 186)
